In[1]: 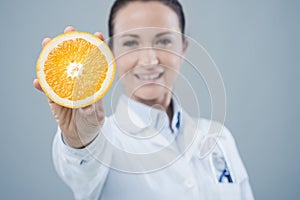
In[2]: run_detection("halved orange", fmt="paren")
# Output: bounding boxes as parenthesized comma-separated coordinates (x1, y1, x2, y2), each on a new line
(36, 31, 116, 108)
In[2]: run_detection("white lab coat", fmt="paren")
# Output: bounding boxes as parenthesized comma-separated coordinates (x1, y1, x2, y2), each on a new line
(53, 95, 254, 200)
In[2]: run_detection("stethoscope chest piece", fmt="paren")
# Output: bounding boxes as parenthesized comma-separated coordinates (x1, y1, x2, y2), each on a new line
(210, 145, 233, 183)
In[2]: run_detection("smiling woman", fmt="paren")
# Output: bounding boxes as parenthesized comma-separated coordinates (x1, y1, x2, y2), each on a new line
(112, 1, 188, 111)
(33, 0, 255, 199)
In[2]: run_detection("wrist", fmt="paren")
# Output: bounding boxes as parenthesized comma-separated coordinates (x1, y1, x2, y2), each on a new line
(62, 131, 99, 149)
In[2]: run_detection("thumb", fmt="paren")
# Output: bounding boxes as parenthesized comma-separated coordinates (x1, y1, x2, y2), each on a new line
(33, 78, 44, 93)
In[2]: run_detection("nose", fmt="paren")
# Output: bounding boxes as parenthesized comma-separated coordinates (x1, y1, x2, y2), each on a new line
(137, 47, 159, 67)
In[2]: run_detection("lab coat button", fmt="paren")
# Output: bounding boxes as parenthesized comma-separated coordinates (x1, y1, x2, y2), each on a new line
(184, 179, 194, 188)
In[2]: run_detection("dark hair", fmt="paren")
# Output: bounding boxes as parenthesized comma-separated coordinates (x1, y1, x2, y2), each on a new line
(108, 0, 185, 46)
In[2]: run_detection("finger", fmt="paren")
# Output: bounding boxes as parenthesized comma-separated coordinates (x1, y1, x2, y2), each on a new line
(42, 37, 51, 47)
(94, 99, 104, 112)
(81, 99, 103, 111)
(47, 98, 55, 104)
(79, 100, 103, 118)
(94, 32, 105, 41)
(81, 100, 105, 124)
(48, 98, 64, 111)
(80, 103, 96, 116)
(64, 25, 76, 33)
(33, 78, 44, 93)
(94, 100, 105, 123)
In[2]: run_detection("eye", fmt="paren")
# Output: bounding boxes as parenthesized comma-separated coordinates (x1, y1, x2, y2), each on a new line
(123, 40, 138, 47)
(156, 38, 172, 46)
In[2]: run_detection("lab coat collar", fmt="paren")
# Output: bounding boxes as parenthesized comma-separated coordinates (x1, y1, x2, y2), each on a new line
(113, 95, 209, 169)
(114, 95, 181, 136)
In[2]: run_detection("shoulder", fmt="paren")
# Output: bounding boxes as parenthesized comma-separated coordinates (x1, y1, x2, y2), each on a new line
(198, 118, 236, 144)
(196, 118, 238, 156)
(182, 111, 235, 144)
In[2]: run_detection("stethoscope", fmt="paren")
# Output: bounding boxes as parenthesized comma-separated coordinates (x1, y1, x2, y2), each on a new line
(209, 142, 234, 183)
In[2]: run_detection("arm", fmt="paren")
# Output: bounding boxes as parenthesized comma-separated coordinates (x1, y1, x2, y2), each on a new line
(52, 126, 110, 200)
(34, 26, 111, 199)
(240, 178, 255, 200)
(222, 126, 255, 200)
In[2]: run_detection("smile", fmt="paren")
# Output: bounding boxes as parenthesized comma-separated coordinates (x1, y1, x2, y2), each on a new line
(134, 72, 163, 81)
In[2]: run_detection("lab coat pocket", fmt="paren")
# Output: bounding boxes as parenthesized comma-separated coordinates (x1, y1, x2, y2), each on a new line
(215, 183, 241, 200)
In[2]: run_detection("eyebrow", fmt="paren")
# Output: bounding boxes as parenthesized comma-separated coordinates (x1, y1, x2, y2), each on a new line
(119, 31, 174, 38)
(119, 34, 139, 38)
(155, 31, 174, 37)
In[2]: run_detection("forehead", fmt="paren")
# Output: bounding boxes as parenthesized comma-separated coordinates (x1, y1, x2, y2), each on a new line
(113, 1, 181, 35)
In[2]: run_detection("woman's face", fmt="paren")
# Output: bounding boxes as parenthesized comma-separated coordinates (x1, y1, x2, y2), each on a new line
(112, 1, 188, 103)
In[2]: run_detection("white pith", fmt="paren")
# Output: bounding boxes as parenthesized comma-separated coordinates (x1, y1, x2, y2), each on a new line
(67, 62, 83, 78)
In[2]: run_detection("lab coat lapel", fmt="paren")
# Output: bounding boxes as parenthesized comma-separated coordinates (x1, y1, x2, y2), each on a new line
(176, 111, 227, 162)
(114, 95, 148, 134)
(176, 111, 198, 153)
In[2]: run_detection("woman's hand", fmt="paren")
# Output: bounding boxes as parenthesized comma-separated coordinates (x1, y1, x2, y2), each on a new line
(33, 26, 106, 148)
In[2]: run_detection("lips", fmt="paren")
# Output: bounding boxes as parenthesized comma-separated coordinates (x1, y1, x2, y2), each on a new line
(134, 72, 163, 80)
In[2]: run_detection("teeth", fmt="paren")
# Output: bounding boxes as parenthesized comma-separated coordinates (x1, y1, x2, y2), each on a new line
(137, 73, 161, 80)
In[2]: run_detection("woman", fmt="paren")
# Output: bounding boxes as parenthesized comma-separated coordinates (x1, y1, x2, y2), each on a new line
(33, 0, 254, 199)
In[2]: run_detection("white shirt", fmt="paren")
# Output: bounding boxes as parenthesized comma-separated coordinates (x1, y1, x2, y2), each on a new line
(53, 95, 254, 200)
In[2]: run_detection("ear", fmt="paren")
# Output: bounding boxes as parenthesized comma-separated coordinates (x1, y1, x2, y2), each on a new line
(180, 38, 189, 64)
(182, 38, 189, 54)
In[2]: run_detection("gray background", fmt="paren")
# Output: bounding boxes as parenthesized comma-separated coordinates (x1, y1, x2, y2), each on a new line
(0, 0, 299, 199)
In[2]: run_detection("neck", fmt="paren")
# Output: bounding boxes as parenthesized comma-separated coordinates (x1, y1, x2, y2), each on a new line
(130, 92, 174, 131)
(132, 92, 172, 113)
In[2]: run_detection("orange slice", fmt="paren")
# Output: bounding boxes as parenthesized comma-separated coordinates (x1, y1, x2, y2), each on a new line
(36, 31, 116, 108)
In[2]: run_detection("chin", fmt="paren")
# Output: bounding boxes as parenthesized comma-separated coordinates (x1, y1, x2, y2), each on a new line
(131, 85, 168, 102)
